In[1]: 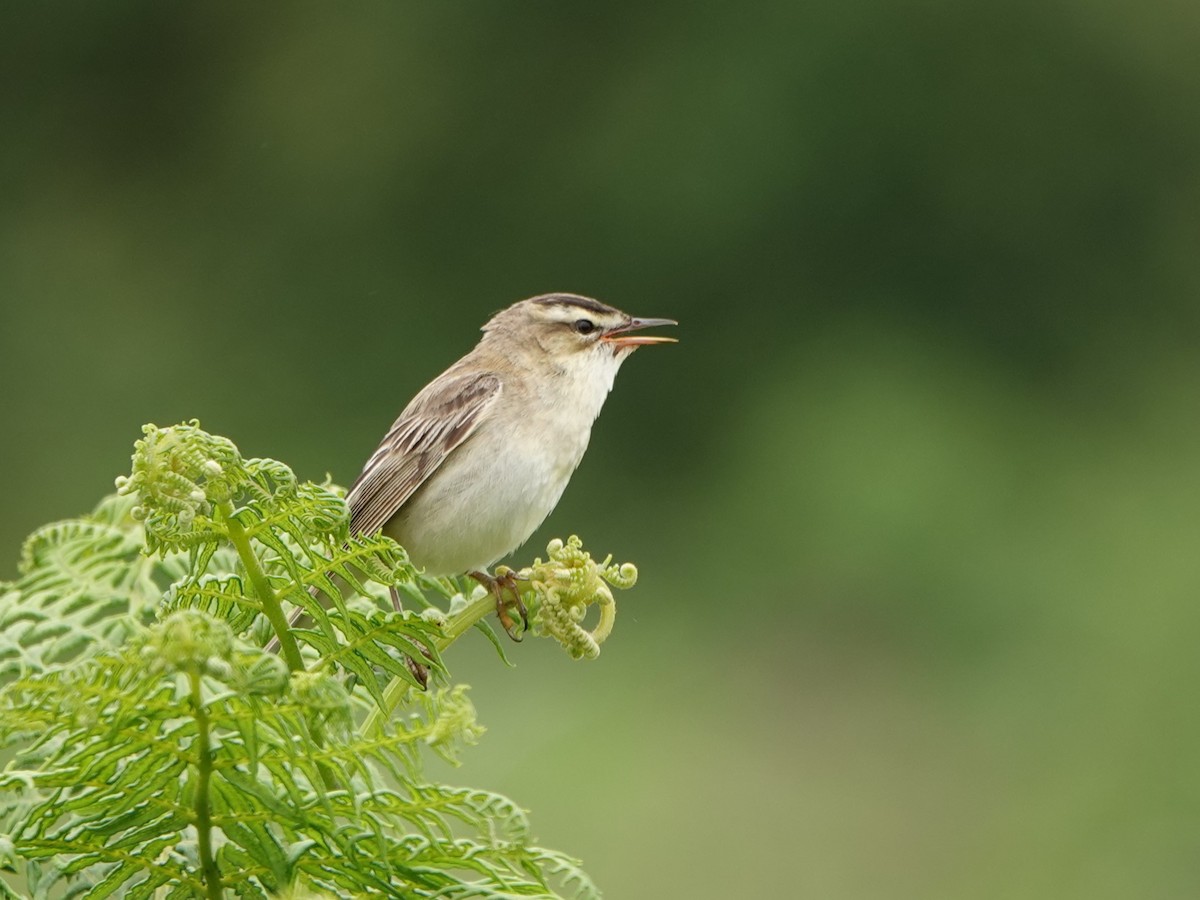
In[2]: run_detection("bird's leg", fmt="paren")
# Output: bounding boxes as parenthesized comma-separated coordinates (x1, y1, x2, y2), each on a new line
(470, 569, 527, 641)
(389, 584, 429, 688)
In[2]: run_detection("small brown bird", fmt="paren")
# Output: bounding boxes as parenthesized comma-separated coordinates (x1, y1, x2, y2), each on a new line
(280, 293, 675, 647)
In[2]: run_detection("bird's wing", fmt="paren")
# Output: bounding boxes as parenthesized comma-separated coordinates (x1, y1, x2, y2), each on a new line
(346, 370, 503, 537)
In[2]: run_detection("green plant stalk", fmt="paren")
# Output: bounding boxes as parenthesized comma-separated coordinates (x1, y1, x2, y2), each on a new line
(189, 669, 223, 900)
(215, 501, 340, 788)
(216, 499, 305, 673)
(360, 587, 497, 736)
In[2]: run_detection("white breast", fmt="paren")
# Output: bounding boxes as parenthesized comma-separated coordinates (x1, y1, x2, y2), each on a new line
(384, 346, 628, 575)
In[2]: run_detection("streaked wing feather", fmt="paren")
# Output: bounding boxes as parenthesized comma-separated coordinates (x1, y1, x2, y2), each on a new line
(347, 371, 502, 537)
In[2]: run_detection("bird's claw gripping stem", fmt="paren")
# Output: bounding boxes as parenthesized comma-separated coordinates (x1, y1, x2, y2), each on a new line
(471, 569, 527, 641)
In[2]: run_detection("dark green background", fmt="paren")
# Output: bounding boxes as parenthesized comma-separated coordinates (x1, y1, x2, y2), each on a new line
(3, 3, 1199, 896)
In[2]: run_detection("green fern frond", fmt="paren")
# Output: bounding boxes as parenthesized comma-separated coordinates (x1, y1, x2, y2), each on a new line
(304, 608, 444, 699)
(0, 422, 632, 898)
(0, 494, 171, 682)
(516, 536, 637, 660)
(162, 574, 261, 632)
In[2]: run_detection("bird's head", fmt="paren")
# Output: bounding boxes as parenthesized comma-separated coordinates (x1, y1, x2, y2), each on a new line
(483, 293, 677, 366)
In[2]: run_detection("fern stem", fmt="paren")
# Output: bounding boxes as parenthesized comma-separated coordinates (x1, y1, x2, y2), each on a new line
(360, 587, 496, 736)
(217, 499, 305, 672)
(189, 669, 224, 900)
(438, 589, 505, 647)
(212, 505, 339, 789)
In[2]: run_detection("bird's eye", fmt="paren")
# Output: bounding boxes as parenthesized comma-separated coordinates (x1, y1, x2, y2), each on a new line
(573, 319, 596, 335)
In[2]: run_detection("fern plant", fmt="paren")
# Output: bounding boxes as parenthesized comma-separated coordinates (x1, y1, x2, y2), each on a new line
(0, 422, 638, 898)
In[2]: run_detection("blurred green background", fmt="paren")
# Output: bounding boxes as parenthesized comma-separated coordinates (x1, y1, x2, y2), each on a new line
(3, 2, 1200, 897)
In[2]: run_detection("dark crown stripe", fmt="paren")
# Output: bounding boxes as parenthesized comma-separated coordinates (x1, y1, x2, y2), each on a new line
(530, 294, 617, 316)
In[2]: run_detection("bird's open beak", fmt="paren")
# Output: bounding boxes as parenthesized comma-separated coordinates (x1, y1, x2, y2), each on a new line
(600, 317, 679, 348)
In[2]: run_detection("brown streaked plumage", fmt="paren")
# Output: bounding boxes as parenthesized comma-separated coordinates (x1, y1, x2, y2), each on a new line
(347, 371, 502, 540)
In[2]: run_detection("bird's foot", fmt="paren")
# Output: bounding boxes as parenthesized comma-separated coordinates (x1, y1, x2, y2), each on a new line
(470, 568, 527, 641)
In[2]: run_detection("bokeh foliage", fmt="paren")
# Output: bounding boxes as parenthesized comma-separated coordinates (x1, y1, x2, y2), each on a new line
(2, 1, 1199, 896)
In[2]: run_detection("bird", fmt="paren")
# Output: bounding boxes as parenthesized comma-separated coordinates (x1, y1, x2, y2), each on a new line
(284, 292, 676, 649)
